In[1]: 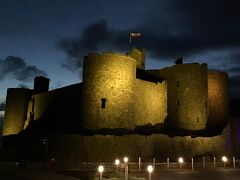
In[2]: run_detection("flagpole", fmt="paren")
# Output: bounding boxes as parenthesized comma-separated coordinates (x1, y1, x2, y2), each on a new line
(129, 32, 141, 49)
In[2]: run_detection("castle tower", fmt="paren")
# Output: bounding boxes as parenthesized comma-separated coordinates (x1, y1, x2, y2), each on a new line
(156, 63, 208, 131)
(207, 71, 229, 132)
(2, 88, 33, 136)
(34, 76, 50, 93)
(81, 53, 136, 129)
(127, 47, 146, 69)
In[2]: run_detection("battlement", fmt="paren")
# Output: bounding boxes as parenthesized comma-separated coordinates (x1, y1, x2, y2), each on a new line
(85, 52, 136, 62)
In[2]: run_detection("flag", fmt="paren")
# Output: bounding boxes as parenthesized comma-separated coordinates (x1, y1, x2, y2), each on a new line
(129, 32, 141, 43)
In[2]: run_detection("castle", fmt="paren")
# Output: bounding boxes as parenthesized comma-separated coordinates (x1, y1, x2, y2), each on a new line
(1, 48, 231, 161)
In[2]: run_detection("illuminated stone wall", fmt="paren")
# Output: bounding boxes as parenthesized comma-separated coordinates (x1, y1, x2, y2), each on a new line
(49, 126, 230, 162)
(148, 63, 208, 131)
(134, 79, 167, 126)
(81, 53, 136, 129)
(207, 71, 229, 130)
(2, 88, 33, 136)
(24, 92, 53, 129)
(2, 49, 229, 139)
(24, 84, 82, 129)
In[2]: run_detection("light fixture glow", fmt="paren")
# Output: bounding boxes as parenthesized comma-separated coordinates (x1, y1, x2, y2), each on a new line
(115, 159, 120, 165)
(124, 157, 128, 163)
(147, 165, 153, 173)
(98, 165, 104, 173)
(222, 156, 228, 162)
(178, 157, 184, 163)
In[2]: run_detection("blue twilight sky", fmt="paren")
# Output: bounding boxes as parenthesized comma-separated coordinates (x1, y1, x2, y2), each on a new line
(0, 0, 240, 104)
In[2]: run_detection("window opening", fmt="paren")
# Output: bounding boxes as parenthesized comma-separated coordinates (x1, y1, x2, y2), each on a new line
(176, 99, 179, 106)
(177, 81, 179, 87)
(101, 98, 107, 108)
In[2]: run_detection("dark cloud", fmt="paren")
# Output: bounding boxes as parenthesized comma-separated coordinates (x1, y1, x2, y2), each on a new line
(227, 67, 240, 74)
(227, 52, 240, 66)
(18, 84, 29, 89)
(229, 75, 240, 98)
(80, 20, 109, 50)
(57, 0, 240, 98)
(213, 51, 240, 75)
(58, 20, 112, 71)
(14, 66, 47, 82)
(129, 0, 240, 59)
(0, 56, 47, 82)
(58, 0, 240, 64)
(57, 20, 132, 72)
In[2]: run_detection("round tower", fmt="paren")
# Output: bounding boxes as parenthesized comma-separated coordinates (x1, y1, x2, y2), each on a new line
(2, 88, 33, 136)
(81, 53, 136, 129)
(207, 71, 229, 132)
(158, 63, 208, 131)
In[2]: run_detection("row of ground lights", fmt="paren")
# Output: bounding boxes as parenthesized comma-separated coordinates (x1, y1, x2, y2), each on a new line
(98, 156, 233, 180)
(178, 156, 230, 169)
(98, 157, 153, 180)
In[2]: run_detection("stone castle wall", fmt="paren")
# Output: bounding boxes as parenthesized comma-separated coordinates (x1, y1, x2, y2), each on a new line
(23, 84, 83, 130)
(1, 50, 233, 163)
(207, 71, 229, 130)
(24, 91, 54, 129)
(148, 63, 208, 131)
(2, 88, 33, 136)
(81, 52, 168, 129)
(81, 53, 137, 129)
(48, 126, 230, 162)
(2, 50, 229, 138)
(134, 79, 167, 126)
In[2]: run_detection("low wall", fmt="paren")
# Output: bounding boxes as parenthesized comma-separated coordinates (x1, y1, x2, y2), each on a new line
(48, 126, 231, 162)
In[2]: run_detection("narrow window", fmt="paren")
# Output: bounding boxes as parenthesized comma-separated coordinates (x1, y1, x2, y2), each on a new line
(101, 98, 106, 109)
(177, 81, 179, 87)
(197, 117, 199, 122)
(176, 99, 180, 106)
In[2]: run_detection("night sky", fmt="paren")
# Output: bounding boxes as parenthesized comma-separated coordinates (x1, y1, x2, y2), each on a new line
(0, 0, 240, 103)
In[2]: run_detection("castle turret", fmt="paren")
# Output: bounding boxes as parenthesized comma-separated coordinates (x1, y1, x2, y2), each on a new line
(34, 76, 50, 93)
(2, 88, 33, 136)
(81, 52, 136, 129)
(207, 71, 229, 132)
(128, 47, 146, 69)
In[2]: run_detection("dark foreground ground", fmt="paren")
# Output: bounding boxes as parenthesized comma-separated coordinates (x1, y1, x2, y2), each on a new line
(1, 163, 240, 180)
(1, 168, 240, 180)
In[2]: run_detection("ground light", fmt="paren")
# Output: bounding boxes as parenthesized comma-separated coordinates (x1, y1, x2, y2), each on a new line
(115, 159, 120, 172)
(147, 165, 153, 180)
(98, 165, 104, 180)
(138, 157, 141, 171)
(233, 156, 236, 168)
(123, 157, 129, 180)
(178, 157, 184, 169)
(222, 156, 228, 168)
(124, 157, 128, 163)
